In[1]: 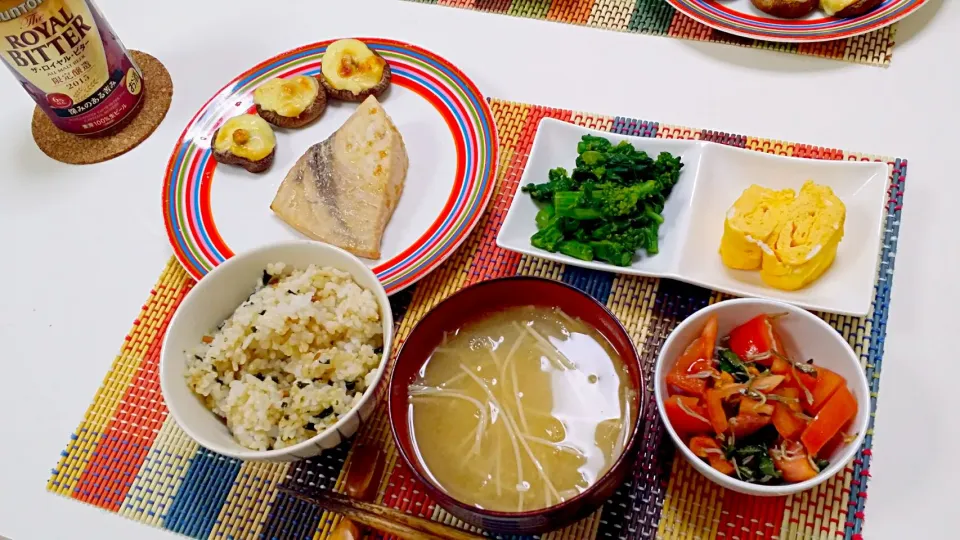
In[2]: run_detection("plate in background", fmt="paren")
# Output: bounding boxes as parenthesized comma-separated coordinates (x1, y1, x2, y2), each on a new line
(666, 0, 927, 42)
(163, 39, 498, 295)
(496, 118, 889, 316)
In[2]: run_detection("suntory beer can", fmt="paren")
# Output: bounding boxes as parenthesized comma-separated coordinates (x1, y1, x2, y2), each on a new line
(0, 0, 145, 136)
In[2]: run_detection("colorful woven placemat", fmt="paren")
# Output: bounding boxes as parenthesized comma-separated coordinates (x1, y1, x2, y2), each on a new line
(47, 98, 905, 539)
(404, 0, 897, 66)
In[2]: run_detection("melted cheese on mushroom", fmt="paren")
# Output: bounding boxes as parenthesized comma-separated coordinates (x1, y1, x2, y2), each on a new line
(820, 0, 856, 16)
(213, 114, 276, 162)
(254, 76, 321, 118)
(321, 39, 386, 94)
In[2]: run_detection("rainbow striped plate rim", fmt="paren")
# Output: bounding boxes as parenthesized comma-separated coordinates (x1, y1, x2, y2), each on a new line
(162, 38, 498, 294)
(666, 0, 927, 42)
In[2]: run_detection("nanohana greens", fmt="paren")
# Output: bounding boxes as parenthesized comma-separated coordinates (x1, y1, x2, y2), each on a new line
(521, 135, 683, 267)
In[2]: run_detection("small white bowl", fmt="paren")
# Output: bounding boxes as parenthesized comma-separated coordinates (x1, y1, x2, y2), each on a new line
(654, 298, 869, 496)
(160, 240, 394, 462)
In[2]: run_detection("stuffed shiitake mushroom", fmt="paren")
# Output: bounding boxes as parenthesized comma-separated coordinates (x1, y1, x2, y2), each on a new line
(821, 0, 884, 18)
(211, 114, 277, 173)
(320, 39, 392, 102)
(254, 75, 327, 129)
(751, 0, 818, 18)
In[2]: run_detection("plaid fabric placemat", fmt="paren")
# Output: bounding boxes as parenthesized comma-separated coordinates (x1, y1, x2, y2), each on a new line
(404, 0, 897, 66)
(47, 98, 905, 539)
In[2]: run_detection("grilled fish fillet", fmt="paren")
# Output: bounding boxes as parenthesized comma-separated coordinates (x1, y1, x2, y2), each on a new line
(270, 96, 408, 259)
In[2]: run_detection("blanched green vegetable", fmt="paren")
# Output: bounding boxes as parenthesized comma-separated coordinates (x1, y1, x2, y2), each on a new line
(558, 240, 593, 261)
(521, 134, 683, 266)
(535, 204, 556, 230)
(531, 223, 564, 252)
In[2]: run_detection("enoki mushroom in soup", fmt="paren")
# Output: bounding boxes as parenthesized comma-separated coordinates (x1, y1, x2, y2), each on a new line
(407, 306, 635, 512)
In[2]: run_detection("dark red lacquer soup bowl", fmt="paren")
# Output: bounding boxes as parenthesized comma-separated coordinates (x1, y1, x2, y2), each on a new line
(387, 277, 646, 535)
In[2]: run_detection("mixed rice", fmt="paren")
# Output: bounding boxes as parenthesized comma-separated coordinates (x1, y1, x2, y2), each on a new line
(185, 263, 384, 451)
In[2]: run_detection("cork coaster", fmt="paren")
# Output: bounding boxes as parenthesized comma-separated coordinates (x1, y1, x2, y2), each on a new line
(31, 51, 174, 165)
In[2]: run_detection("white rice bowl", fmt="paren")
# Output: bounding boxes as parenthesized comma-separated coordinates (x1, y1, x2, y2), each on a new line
(184, 262, 384, 451)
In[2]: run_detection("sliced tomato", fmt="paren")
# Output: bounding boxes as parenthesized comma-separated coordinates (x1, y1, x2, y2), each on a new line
(771, 386, 803, 410)
(739, 397, 774, 417)
(689, 436, 735, 475)
(784, 365, 818, 409)
(664, 395, 712, 436)
(807, 367, 846, 414)
(717, 383, 747, 399)
(818, 418, 855, 457)
(751, 374, 786, 393)
(772, 329, 786, 358)
(801, 386, 858, 456)
(818, 431, 845, 458)
(689, 435, 717, 456)
(728, 413, 771, 438)
(770, 387, 806, 440)
(704, 389, 728, 434)
(701, 315, 719, 363)
(771, 441, 819, 482)
(709, 455, 736, 475)
(666, 337, 712, 396)
(727, 314, 783, 366)
(772, 403, 807, 439)
(772, 403, 806, 440)
(786, 368, 817, 390)
(771, 354, 790, 375)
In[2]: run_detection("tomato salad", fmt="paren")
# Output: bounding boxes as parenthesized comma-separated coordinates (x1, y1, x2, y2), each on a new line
(663, 314, 859, 485)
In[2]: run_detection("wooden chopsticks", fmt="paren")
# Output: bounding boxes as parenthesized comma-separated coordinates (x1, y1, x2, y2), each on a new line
(278, 487, 485, 540)
(329, 441, 388, 539)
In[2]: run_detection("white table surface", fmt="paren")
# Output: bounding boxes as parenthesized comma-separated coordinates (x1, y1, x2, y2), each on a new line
(0, 0, 956, 538)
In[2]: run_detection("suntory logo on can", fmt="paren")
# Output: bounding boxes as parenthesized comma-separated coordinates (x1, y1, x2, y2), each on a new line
(0, 0, 46, 22)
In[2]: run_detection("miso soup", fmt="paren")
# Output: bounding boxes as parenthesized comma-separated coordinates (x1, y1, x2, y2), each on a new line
(407, 306, 635, 512)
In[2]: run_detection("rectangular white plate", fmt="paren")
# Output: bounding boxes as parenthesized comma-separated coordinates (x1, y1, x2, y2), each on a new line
(496, 118, 889, 316)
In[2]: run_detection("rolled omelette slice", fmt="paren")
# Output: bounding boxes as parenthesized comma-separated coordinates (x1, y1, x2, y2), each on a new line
(760, 181, 846, 291)
(720, 185, 796, 270)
